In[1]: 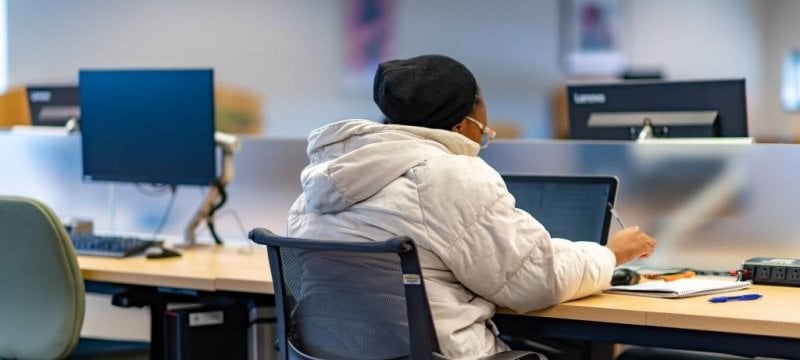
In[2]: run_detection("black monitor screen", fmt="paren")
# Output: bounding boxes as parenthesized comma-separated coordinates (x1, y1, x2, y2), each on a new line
(79, 69, 216, 186)
(27, 85, 80, 126)
(567, 79, 748, 140)
(503, 175, 618, 244)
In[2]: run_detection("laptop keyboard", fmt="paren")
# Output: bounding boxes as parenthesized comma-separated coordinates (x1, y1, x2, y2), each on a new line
(71, 234, 162, 258)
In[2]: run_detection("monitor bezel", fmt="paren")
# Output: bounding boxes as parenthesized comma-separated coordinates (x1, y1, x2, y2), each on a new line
(78, 68, 217, 186)
(26, 84, 80, 127)
(567, 79, 748, 140)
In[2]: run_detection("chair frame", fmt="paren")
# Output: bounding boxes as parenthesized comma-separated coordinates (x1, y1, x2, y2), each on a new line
(249, 228, 441, 360)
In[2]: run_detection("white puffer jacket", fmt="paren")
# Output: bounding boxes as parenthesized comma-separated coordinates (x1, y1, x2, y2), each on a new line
(287, 119, 616, 359)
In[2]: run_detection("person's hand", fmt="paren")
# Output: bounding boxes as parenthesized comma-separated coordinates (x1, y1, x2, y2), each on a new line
(605, 226, 656, 266)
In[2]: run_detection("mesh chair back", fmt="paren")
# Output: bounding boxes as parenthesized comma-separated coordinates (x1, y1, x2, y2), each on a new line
(249, 228, 440, 360)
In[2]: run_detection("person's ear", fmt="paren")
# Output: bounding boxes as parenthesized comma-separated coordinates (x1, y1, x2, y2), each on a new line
(451, 119, 465, 133)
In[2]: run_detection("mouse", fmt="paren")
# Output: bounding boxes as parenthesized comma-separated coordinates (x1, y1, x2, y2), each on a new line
(611, 268, 641, 286)
(144, 246, 182, 259)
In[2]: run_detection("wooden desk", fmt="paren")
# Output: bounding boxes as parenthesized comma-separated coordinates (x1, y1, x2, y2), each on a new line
(79, 248, 800, 357)
(495, 285, 800, 358)
(77, 243, 273, 293)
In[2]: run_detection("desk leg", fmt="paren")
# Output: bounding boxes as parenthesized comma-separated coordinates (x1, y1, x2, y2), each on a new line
(150, 299, 167, 360)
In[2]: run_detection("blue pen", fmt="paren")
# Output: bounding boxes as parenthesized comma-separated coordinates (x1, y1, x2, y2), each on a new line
(708, 293, 762, 303)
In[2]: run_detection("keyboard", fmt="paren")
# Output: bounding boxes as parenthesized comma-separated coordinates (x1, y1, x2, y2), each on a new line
(71, 234, 162, 258)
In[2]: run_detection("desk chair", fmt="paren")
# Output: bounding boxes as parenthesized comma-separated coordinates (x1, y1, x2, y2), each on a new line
(249, 228, 537, 360)
(0, 196, 148, 360)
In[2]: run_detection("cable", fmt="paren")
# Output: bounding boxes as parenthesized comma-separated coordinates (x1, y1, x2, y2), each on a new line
(213, 208, 254, 253)
(135, 183, 173, 196)
(207, 221, 222, 245)
(152, 185, 177, 238)
(214, 209, 248, 239)
(211, 180, 228, 213)
(206, 180, 227, 244)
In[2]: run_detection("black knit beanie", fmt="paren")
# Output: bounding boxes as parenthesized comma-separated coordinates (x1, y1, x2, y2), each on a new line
(373, 54, 478, 130)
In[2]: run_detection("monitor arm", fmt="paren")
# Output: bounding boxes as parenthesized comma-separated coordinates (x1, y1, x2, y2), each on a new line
(634, 118, 654, 142)
(181, 132, 242, 247)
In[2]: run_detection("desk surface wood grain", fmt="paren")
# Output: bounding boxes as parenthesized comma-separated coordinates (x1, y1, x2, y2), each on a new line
(78, 243, 272, 293)
(499, 284, 800, 339)
(81, 249, 799, 340)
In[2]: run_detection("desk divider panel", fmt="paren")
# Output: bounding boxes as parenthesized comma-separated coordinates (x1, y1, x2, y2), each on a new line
(4, 132, 799, 271)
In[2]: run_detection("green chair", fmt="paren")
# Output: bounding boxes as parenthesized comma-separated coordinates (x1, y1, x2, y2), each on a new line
(0, 196, 148, 360)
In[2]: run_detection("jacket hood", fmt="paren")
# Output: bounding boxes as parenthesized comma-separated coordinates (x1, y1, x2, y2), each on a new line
(301, 119, 479, 213)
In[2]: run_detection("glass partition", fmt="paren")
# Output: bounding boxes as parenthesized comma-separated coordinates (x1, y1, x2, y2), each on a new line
(0, 132, 308, 242)
(482, 140, 797, 271)
(3, 132, 799, 271)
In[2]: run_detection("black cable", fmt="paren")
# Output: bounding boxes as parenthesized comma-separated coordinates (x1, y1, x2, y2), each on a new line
(152, 185, 177, 238)
(208, 221, 222, 245)
(211, 180, 228, 213)
(206, 180, 227, 244)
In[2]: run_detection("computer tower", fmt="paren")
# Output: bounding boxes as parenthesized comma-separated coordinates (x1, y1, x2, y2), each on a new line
(164, 304, 248, 360)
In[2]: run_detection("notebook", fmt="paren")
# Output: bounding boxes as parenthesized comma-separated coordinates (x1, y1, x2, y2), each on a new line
(502, 175, 618, 245)
(605, 278, 752, 298)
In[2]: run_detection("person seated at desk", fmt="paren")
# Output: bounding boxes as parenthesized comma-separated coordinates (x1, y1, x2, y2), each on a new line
(287, 54, 657, 359)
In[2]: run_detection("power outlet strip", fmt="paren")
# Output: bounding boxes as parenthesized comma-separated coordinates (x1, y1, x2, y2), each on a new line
(741, 257, 800, 286)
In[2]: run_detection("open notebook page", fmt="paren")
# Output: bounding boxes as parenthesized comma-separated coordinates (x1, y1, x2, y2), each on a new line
(605, 279, 752, 298)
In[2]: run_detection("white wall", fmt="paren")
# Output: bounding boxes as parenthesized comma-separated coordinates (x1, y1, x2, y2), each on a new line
(7, 0, 346, 136)
(5, 0, 786, 139)
(396, 1, 563, 138)
(624, 0, 764, 138)
(758, 0, 800, 142)
(0, 0, 6, 92)
(7, 0, 566, 138)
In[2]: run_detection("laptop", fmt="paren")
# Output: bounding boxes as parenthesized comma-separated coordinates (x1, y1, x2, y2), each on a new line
(502, 175, 618, 245)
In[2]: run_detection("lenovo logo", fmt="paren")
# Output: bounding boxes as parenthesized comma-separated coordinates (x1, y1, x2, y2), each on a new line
(30, 91, 52, 102)
(573, 92, 606, 105)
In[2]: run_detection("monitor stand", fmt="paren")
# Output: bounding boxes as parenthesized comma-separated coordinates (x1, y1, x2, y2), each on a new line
(634, 118, 654, 141)
(626, 115, 753, 144)
(180, 132, 241, 248)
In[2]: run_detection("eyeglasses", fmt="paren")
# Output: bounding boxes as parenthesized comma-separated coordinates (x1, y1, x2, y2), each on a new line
(465, 116, 497, 149)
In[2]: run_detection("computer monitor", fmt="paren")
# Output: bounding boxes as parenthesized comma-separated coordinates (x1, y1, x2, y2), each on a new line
(79, 69, 216, 186)
(27, 85, 80, 126)
(567, 79, 748, 140)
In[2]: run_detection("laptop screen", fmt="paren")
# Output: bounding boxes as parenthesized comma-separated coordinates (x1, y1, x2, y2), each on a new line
(502, 175, 618, 245)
